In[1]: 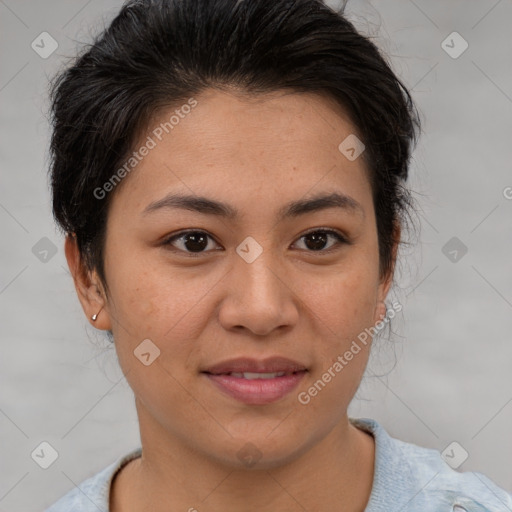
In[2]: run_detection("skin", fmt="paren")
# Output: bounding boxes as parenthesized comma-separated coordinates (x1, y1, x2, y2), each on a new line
(65, 88, 398, 512)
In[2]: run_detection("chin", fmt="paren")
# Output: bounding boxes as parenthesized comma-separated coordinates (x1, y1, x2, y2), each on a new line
(201, 432, 313, 471)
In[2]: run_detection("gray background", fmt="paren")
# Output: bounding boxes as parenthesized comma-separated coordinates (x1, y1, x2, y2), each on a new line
(1, 0, 511, 510)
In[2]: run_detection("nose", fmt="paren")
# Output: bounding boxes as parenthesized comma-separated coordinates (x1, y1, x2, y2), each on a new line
(218, 249, 300, 337)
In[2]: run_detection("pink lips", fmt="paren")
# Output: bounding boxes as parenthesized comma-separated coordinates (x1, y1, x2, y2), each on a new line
(202, 357, 308, 405)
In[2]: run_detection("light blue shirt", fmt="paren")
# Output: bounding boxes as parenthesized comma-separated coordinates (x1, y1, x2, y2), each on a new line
(44, 417, 512, 511)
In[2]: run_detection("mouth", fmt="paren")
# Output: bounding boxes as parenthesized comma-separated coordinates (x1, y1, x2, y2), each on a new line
(203, 370, 306, 379)
(202, 356, 308, 375)
(201, 357, 308, 405)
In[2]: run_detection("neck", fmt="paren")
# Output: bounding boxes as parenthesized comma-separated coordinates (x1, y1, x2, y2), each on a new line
(111, 409, 375, 512)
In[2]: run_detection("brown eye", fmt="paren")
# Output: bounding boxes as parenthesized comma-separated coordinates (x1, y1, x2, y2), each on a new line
(164, 230, 220, 254)
(294, 229, 348, 253)
(162, 228, 349, 257)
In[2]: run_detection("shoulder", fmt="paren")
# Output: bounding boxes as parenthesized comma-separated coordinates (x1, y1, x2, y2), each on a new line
(44, 447, 142, 512)
(351, 417, 512, 512)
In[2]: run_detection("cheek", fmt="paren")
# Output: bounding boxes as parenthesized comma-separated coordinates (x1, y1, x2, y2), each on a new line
(294, 264, 379, 406)
(295, 270, 377, 414)
(298, 265, 379, 339)
(109, 273, 211, 415)
(105, 250, 177, 330)
(106, 257, 218, 365)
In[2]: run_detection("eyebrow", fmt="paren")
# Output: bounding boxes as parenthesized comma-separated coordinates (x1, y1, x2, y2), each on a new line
(142, 191, 364, 220)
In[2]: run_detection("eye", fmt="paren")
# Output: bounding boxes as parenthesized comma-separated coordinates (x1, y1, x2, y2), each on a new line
(162, 230, 221, 255)
(293, 229, 349, 253)
(162, 228, 349, 256)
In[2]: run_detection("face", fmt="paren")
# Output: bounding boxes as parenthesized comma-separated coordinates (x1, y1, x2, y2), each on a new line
(70, 89, 393, 469)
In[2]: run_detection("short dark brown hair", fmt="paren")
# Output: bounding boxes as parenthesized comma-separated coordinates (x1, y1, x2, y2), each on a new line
(49, 0, 421, 294)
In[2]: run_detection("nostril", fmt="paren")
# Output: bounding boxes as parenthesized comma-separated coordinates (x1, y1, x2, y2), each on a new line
(452, 506, 468, 512)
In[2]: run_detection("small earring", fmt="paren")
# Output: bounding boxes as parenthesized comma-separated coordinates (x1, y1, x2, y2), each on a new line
(92, 307, 103, 321)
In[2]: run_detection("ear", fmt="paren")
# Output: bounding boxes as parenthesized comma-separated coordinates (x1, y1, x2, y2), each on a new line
(373, 222, 400, 324)
(64, 234, 112, 331)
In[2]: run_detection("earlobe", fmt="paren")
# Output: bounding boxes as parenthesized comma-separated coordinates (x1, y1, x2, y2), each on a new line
(64, 234, 111, 330)
(373, 300, 387, 326)
(91, 306, 104, 322)
(374, 271, 393, 325)
(374, 222, 400, 323)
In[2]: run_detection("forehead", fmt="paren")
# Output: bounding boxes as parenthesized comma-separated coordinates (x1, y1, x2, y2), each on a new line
(109, 89, 372, 217)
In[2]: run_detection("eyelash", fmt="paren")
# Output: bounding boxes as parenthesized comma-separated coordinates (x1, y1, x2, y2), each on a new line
(161, 228, 350, 257)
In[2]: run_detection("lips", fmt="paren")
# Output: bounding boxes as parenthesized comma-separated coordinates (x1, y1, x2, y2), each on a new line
(202, 357, 308, 404)
(202, 356, 308, 376)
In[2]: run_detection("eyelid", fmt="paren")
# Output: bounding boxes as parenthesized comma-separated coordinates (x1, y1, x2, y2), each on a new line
(162, 229, 222, 255)
(162, 227, 350, 255)
(298, 227, 350, 244)
(292, 227, 351, 253)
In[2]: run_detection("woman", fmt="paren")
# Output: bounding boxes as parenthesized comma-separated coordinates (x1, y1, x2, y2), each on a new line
(44, 0, 511, 510)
